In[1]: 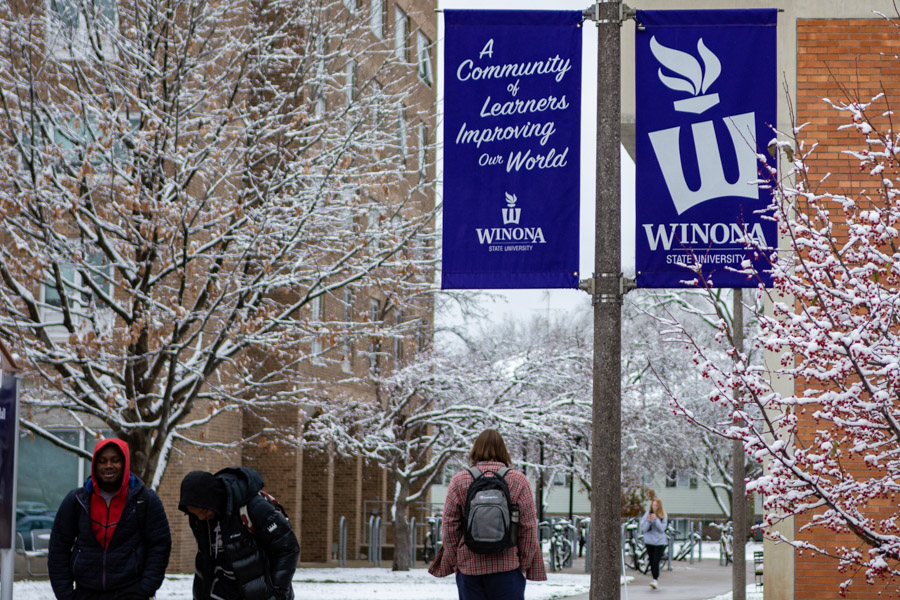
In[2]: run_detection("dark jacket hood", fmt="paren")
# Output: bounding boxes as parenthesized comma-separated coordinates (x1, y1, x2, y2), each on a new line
(215, 467, 264, 515)
(178, 471, 226, 515)
(89, 438, 131, 494)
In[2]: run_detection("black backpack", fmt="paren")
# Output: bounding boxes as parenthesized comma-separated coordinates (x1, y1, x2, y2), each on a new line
(462, 466, 519, 554)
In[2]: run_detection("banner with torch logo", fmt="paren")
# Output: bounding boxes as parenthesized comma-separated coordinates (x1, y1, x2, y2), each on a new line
(635, 9, 777, 289)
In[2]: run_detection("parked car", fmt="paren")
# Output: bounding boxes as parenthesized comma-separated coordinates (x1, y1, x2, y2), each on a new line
(16, 514, 55, 551)
(16, 501, 50, 516)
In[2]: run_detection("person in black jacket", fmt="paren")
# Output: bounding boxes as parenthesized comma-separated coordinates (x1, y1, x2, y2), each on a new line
(48, 438, 172, 600)
(179, 467, 299, 600)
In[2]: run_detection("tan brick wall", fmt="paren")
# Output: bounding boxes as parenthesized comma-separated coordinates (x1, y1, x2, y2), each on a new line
(149, 0, 437, 572)
(795, 17, 900, 599)
(333, 454, 362, 559)
(300, 446, 333, 562)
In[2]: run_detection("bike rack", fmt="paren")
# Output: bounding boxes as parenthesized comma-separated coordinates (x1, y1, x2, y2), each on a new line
(549, 538, 558, 572)
(367, 515, 383, 567)
(367, 515, 375, 565)
(667, 534, 673, 571)
(542, 519, 578, 572)
(374, 516, 382, 567)
(338, 516, 347, 566)
(583, 521, 591, 573)
(566, 523, 576, 568)
(409, 516, 416, 567)
(435, 515, 443, 547)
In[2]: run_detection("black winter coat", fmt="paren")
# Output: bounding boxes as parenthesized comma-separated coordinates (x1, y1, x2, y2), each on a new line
(48, 475, 171, 600)
(186, 467, 299, 600)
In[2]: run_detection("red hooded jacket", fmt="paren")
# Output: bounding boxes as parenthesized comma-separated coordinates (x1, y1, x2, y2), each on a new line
(89, 438, 131, 549)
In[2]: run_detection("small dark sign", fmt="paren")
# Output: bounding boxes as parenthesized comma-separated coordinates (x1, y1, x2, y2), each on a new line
(0, 375, 18, 550)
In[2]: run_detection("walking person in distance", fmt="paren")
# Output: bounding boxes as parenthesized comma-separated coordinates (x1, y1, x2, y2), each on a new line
(428, 429, 546, 600)
(48, 438, 172, 600)
(179, 467, 299, 600)
(640, 497, 668, 589)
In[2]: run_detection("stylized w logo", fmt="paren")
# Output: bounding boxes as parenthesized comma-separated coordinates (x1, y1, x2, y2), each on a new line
(649, 113, 758, 215)
(502, 192, 521, 224)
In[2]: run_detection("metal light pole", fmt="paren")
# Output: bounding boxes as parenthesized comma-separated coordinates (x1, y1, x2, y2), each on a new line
(585, 1, 623, 598)
(732, 289, 746, 600)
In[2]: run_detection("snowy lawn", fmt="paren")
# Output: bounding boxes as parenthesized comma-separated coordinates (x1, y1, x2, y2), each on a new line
(15, 568, 591, 600)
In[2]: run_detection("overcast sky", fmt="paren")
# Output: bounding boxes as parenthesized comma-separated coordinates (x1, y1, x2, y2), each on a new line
(435, 0, 636, 327)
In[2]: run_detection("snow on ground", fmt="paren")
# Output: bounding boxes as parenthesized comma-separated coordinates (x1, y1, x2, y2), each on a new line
(12, 543, 765, 600)
(14, 568, 591, 600)
(705, 584, 764, 600)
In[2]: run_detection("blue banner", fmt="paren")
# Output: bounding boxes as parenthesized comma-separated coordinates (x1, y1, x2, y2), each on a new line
(635, 9, 777, 288)
(0, 375, 17, 549)
(442, 10, 582, 289)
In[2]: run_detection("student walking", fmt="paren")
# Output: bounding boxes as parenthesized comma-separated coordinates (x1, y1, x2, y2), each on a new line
(429, 429, 546, 600)
(48, 438, 172, 600)
(179, 467, 299, 600)
(640, 497, 668, 589)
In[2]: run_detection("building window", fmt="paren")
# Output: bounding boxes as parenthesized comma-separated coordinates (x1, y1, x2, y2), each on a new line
(369, 0, 384, 39)
(368, 298, 380, 373)
(42, 252, 112, 327)
(665, 469, 677, 488)
(47, 0, 117, 60)
(345, 59, 357, 119)
(664, 468, 698, 488)
(341, 186, 358, 233)
(397, 107, 407, 160)
(416, 319, 428, 352)
(417, 31, 433, 86)
(17, 430, 83, 520)
(368, 201, 382, 252)
(22, 113, 138, 174)
(311, 295, 324, 365)
(393, 6, 407, 61)
(315, 36, 327, 118)
(371, 82, 385, 128)
(394, 310, 404, 364)
(417, 122, 427, 178)
(342, 289, 354, 374)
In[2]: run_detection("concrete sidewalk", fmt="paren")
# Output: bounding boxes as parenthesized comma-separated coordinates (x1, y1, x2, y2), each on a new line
(561, 555, 757, 600)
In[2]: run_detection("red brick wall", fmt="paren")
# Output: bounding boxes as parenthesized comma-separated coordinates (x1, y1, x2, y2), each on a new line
(794, 18, 900, 599)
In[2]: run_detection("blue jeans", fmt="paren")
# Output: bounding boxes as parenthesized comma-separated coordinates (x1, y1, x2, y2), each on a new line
(456, 569, 526, 600)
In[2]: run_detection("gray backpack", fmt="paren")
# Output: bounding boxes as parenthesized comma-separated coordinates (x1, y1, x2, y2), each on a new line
(462, 466, 519, 554)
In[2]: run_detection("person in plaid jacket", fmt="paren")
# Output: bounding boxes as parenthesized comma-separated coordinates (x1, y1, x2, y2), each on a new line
(428, 429, 546, 600)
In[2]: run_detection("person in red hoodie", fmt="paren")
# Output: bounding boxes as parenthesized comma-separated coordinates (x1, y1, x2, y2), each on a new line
(48, 438, 172, 600)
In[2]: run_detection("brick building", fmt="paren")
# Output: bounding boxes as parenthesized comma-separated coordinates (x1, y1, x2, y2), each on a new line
(4, 0, 437, 574)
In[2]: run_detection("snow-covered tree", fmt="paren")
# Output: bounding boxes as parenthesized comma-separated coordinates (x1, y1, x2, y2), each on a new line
(304, 314, 594, 570)
(0, 0, 436, 487)
(626, 289, 763, 519)
(303, 350, 501, 571)
(658, 87, 900, 591)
